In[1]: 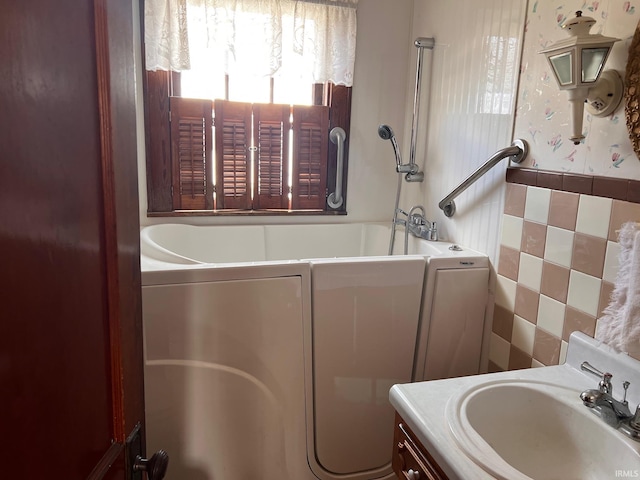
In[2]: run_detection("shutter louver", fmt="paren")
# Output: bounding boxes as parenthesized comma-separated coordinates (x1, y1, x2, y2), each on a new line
(291, 105, 330, 210)
(170, 97, 213, 210)
(214, 100, 252, 209)
(253, 104, 291, 209)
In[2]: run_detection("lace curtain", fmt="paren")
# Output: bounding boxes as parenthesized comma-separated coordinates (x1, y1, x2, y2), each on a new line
(144, 0, 358, 86)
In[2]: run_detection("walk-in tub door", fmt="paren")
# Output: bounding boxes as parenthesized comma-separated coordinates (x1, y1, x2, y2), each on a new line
(143, 276, 311, 480)
(309, 257, 426, 480)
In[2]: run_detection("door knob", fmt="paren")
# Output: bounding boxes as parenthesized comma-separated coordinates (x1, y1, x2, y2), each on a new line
(133, 450, 169, 480)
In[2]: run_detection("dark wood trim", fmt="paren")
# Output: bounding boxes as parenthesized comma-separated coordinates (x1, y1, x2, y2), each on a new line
(506, 167, 640, 204)
(87, 443, 125, 480)
(96, 0, 147, 462)
(145, 71, 174, 212)
(94, 0, 126, 442)
(326, 84, 352, 213)
(392, 413, 449, 480)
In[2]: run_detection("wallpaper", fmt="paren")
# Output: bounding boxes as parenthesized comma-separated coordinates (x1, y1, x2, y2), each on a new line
(514, 0, 640, 178)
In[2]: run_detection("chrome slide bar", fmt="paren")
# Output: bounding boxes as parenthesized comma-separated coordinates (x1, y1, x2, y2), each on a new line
(327, 127, 346, 209)
(406, 37, 435, 183)
(438, 139, 528, 217)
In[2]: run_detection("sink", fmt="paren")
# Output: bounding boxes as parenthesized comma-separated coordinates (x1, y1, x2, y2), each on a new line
(447, 379, 640, 480)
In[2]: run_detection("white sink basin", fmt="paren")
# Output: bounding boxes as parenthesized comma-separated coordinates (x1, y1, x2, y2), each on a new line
(447, 379, 640, 480)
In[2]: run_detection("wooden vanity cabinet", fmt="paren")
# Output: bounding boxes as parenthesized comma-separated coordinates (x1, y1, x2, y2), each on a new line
(392, 413, 449, 480)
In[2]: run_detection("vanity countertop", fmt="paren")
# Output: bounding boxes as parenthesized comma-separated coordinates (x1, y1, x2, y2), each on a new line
(389, 332, 640, 480)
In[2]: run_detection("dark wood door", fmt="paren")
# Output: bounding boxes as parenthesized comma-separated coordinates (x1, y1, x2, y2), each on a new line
(0, 1, 147, 478)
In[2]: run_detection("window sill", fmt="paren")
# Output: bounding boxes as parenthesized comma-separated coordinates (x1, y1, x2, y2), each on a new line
(147, 209, 348, 217)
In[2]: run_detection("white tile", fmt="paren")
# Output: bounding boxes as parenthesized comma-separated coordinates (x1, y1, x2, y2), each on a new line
(544, 226, 574, 268)
(567, 270, 602, 317)
(495, 275, 517, 311)
(576, 195, 612, 239)
(517, 253, 543, 292)
(531, 358, 545, 368)
(537, 294, 566, 338)
(501, 214, 523, 250)
(603, 241, 621, 284)
(511, 315, 536, 355)
(489, 333, 511, 370)
(560, 340, 568, 365)
(524, 186, 551, 224)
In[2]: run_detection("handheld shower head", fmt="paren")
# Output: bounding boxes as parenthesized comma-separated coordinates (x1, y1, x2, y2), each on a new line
(377, 124, 402, 168)
(377, 124, 394, 140)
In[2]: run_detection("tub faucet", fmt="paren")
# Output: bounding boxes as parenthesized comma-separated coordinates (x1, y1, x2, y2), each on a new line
(580, 361, 640, 440)
(407, 205, 438, 241)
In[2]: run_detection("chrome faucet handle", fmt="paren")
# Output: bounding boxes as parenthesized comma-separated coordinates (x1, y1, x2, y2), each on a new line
(428, 222, 438, 241)
(581, 361, 613, 394)
(601, 373, 613, 395)
(410, 213, 425, 225)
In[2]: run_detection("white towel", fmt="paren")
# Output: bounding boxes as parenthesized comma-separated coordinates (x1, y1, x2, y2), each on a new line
(596, 221, 640, 357)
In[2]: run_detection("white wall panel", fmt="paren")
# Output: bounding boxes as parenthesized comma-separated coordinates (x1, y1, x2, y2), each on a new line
(407, 0, 528, 264)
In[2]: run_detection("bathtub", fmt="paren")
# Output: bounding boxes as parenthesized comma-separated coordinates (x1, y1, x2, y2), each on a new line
(140, 223, 491, 480)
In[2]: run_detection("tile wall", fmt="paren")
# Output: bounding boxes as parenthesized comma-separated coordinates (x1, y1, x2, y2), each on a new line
(490, 172, 640, 371)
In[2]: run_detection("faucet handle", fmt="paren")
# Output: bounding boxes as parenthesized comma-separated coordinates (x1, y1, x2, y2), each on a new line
(600, 373, 613, 394)
(581, 361, 613, 394)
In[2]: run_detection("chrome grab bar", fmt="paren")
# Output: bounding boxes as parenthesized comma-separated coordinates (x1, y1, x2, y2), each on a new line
(327, 127, 346, 209)
(438, 139, 528, 217)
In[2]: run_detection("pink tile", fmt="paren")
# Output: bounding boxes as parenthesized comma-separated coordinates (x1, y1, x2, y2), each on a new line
(608, 200, 640, 241)
(514, 285, 540, 324)
(521, 221, 547, 258)
(509, 345, 533, 370)
(497, 246, 520, 281)
(571, 233, 607, 278)
(563, 306, 596, 342)
(540, 261, 570, 303)
(533, 328, 561, 366)
(504, 183, 527, 217)
(548, 190, 579, 231)
(493, 304, 514, 341)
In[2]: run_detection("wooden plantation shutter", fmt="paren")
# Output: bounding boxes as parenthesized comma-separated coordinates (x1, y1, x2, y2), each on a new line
(214, 100, 252, 209)
(253, 104, 291, 209)
(291, 105, 330, 210)
(145, 69, 352, 215)
(169, 97, 213, 210)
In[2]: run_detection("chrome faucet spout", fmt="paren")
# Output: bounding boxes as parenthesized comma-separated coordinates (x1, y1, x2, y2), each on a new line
(580, 389, 632, 426)
(579, 361, 640, 439)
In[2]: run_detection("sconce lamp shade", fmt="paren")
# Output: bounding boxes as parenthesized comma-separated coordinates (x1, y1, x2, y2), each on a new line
(540, 11, 619, 90)
(539, 11, 621, 145)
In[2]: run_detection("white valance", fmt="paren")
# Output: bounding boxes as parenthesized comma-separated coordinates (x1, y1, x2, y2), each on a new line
(144, 0, 191, 71)
(144, 0, 358, 86)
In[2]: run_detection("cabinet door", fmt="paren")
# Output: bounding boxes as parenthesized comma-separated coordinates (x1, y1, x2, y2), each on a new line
(0, 0, 146, 478)
(392, 414, 449, 480)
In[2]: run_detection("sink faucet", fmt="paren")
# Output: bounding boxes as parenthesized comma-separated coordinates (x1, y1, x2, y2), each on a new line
(580, 361, 640, 440)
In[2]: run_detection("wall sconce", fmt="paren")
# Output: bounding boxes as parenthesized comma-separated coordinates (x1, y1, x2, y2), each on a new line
(540, 11, 623, 145)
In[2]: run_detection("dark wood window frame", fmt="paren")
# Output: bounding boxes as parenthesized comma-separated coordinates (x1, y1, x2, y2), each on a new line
(142, 69, 352, 216)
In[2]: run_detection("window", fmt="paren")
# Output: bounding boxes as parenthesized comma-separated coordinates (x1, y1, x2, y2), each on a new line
(142, 0, 357, 215)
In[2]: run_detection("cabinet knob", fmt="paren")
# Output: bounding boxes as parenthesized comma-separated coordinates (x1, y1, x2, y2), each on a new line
(133, 450, 169, 480)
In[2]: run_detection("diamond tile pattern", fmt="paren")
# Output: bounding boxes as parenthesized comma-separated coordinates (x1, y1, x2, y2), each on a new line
(493, 185, 640, 369)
